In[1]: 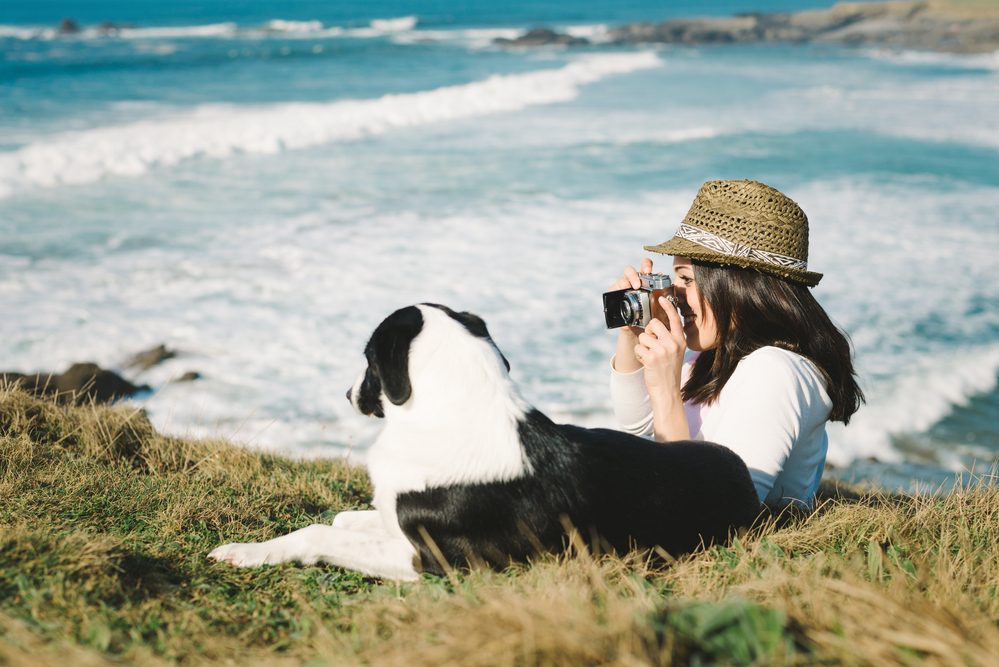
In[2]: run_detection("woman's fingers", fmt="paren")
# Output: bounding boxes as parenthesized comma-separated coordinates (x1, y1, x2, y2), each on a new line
(609, 265, 638, 290)
(659, 296, 685, 343)
(623, 265, 641, 289)
(640, 320, 670, 351)
(610, 259, 655, 290)
(638, 321, 681, 358)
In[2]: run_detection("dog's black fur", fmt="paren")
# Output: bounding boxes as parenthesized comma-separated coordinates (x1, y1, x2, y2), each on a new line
(360, 304, 761, 576)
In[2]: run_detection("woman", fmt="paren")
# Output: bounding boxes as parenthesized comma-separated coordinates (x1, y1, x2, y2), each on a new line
(610, 179, 863, 509)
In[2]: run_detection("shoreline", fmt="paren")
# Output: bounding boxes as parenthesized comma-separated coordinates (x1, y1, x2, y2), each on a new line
(496, 1, 999, 54)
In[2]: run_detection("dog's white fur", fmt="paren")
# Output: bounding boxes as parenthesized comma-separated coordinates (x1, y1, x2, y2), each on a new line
(208, 305, 531, 580)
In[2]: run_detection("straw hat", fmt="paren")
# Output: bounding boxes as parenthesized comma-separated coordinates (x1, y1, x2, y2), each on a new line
(644, 179, 823, 287)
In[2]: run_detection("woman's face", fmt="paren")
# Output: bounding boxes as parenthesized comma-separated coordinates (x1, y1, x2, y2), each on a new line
(672, 256, 718, 351)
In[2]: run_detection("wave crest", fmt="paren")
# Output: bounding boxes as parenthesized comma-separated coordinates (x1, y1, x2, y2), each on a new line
(0, 52, 663, 197)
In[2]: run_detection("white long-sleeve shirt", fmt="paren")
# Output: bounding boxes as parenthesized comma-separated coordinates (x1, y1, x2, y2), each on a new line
(610, 346, 832, 507)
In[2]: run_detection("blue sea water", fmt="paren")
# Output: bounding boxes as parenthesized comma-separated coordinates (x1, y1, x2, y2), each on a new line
(2, 1, 997, 490)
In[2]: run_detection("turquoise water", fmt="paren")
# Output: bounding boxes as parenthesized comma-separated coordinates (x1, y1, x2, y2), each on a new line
(2, 1, 997, 489)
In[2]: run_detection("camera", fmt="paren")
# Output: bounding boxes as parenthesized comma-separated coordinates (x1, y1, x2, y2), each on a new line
(603, 273, 676, 329)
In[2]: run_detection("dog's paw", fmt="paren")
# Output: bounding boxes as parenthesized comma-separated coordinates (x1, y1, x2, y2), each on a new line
(208, 542, 270, 567)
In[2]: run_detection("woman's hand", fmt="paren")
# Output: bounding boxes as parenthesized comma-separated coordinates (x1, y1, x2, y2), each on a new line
(634, 294, 690, 442)
(609, 258, 654, 293)
(634, 295, 687, 399)
(611, 258, 654, 372)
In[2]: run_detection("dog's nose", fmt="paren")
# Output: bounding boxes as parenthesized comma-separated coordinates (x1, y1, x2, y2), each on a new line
(345, 387, 352, 403)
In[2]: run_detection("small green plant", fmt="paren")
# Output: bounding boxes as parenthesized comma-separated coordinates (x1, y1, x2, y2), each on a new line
(651, 598, 799, 666)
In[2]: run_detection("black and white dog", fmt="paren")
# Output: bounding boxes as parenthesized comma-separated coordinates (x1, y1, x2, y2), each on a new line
(209, 304, 760, 580)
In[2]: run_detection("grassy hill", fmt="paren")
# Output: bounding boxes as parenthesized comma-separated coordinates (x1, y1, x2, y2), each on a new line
(1, 387, 996, 665)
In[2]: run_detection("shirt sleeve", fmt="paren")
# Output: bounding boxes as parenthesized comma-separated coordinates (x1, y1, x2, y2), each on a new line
(703, 349, 828, 503)
(609, 355, 655, 437)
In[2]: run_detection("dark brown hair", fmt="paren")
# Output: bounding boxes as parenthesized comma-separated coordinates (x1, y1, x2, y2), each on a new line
(682, 261, 864, 424)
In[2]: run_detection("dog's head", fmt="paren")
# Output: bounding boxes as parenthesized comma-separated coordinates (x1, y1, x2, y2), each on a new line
(348, 303, 511, 418)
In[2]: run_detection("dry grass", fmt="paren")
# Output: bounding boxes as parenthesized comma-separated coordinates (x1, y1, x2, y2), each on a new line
(1, 386, 997, 665)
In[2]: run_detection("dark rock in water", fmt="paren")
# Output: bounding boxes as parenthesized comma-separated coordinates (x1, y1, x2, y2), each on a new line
(57, 18, 81, 35)
(494, 27, 590, 47)
(125, 344, 177, 371)
(57, 363, 145, 402)
(1, 363, 147, 405)
(173, 371, 202, 383)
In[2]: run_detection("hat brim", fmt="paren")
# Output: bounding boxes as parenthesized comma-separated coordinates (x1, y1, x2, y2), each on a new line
(644, 236, 823, 287)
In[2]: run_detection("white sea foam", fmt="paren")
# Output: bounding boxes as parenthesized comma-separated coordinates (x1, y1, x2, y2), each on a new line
(0, 24, 53, 39)
(0, 52, 663, 197)
(562, 23, 611, 42)
(563, 52, 999, 152)
(791, 179, 999, 467)
(391, 27, 522, 48)
(827, 345, 999, 467)
(0, 191, 683, 458)
(2, 179, 996, 463)
(863, 48, 999, 71)
(263, 19, 325, 34)
(777, 75, 999, 150)
(397, 22, 608, 48)
(0, 17, 415, 42)
(115, 23, 239, 39)
(0, 21, 244, 41)
(369, 16, 418, 32)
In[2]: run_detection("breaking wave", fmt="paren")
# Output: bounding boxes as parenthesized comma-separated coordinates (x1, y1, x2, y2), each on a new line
(0, 52, 663, 197)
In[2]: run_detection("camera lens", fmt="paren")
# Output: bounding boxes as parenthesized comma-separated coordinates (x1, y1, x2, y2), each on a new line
(620, 301, 633, 323)
(620, 293, 642, 327)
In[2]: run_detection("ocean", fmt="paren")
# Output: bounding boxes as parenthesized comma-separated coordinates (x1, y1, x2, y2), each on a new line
(2, 0, 997, 492)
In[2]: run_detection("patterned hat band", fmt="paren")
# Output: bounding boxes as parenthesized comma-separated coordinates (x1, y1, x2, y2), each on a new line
(675, 223, 808, 271)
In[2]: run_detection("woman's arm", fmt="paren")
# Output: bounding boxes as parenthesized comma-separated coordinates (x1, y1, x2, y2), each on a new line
(608, 260, 654, 436)
(610, 348, 654, 436)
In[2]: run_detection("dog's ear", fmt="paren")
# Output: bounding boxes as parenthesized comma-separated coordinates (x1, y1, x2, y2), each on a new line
(452, 310, 489, 338)
(454, 310, 512, 373)
(370, 306, 424, 405)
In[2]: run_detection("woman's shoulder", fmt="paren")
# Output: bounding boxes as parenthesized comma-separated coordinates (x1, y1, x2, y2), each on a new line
(741, 345, 813, 368)
(732, 347, 829, 395)
(711, 347, 832, 420)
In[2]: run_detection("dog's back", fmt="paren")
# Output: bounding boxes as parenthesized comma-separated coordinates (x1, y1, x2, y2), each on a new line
(397, 408, 760, 575)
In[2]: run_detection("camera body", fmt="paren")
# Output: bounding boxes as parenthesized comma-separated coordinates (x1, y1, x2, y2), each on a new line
(603, 273, 675, 329)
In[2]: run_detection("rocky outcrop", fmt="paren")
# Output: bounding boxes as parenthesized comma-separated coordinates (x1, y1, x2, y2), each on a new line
(496, 2, 999, 54)
(494, 27, 591, 47)
(57, 18, 81, 35)
(1, 363, 148, 405)
(1, 343, 205, 404)
(124, 344, 177, 371)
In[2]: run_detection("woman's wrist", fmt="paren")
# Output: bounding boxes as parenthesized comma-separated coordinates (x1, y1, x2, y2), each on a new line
(649, 384, 688, 442)
(613, 328, 642, 372)
(648, 383, 683, 408)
